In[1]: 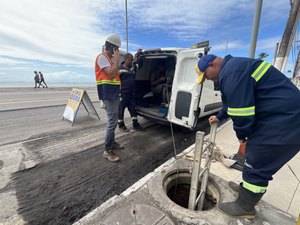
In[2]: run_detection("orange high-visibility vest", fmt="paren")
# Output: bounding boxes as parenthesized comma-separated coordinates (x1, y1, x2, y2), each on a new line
(95, 53, 120, 85)
(95, 53, 120, 100)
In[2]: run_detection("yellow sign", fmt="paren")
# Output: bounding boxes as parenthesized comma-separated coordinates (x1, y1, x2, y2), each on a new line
(63, 88, 84, 123)
(62, 88, 100, 125)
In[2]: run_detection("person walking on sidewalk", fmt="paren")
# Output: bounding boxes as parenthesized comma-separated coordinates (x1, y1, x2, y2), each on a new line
(118, 51, 144, 132)
(38, 71, 48, 88)
(34, 71, 40, 88)
(195, 54, 300, 218)
(95, 33, 123, 162)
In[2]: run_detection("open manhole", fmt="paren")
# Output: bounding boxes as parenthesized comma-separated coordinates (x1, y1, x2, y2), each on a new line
(163, 169, 219, 210)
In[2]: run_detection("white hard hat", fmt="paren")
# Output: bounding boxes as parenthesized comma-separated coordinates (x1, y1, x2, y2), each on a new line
(105, 33, 121, 47)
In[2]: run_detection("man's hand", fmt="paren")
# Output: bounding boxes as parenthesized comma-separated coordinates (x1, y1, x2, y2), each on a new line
(208, 115, 219, 125)
(136, 48, 142, 58)
(239, 139, 247, 144)
(113, 48, 120, 61)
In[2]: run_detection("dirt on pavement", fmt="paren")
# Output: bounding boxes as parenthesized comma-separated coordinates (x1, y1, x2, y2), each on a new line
(11, 119, 213, 225)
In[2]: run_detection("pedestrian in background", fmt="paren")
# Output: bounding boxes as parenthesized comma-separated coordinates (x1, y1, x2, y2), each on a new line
(34, 71, 40, 88)
(95, 33, 123, 162)
(195, 54, 300, 218)
(38, 72, 48, 88)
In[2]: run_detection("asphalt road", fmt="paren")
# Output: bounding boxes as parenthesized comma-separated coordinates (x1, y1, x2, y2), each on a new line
(0, 87, 214, 225)
(0, 87, 99, 111)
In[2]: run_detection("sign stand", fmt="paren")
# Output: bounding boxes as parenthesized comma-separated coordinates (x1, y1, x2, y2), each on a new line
(62, 88, 100, 125)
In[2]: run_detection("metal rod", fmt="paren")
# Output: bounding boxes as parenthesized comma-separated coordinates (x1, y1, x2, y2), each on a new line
(188, 131, 204, 210)
(198, 123, 218, 210)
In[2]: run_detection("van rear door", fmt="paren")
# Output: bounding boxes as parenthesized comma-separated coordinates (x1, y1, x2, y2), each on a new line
(168, 49, 203, 129)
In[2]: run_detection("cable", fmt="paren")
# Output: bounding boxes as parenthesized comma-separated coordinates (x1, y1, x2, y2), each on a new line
(165, 82, 178, 159)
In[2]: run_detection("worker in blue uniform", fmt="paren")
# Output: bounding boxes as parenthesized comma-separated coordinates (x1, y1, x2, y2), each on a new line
(195, 54, 300, 218)
(118, 51, 144, 131)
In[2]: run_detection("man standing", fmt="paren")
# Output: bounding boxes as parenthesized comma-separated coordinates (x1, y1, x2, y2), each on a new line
(118, 51, 144, 132)
(95, 33, 123, 162)
(195, 54, 300, 218)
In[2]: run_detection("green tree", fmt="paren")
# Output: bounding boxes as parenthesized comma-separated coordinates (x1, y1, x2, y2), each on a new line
(258, 52, 269, 60)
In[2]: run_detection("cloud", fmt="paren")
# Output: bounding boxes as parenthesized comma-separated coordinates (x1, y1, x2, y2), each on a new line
(0, 0, 104, 66)
(0, 0, 291, 64)
(0, 56, 32, 66)
(46, 70, 93, 82)
(0, 0, 292, 84)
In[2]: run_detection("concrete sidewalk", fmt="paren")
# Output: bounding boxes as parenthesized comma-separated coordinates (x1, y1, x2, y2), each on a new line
(75, 120, 299, 225)
(209, 120, 300, 218)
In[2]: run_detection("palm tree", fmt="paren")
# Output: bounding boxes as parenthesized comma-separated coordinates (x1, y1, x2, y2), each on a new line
(258, 52, 269, 59)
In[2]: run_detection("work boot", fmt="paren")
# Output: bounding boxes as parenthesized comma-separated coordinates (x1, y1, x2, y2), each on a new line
(119, 125, 129, 132)
(228, 181, 240, 193)
(218, 184, 264, 219)
(133, 123, 144, 131)
(103, 150, 120, 162)
(112, 141, 124, 150)
(118, 121, 129, 132)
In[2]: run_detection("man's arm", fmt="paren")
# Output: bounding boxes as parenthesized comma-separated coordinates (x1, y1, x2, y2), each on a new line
(223, 71, 256, 140)
(151, 73, 166, 87)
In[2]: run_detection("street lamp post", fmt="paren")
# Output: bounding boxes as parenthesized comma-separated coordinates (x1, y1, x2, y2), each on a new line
(125, 0, 128, 52)
(249, 0, 263, 58)
(225, 39, 237, 55)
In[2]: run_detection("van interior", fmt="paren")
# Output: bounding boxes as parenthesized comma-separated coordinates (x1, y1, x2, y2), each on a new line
(135, 51, 177, 121)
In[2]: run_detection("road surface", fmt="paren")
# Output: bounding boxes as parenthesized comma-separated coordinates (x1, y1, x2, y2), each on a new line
(0, 87, 215, 225)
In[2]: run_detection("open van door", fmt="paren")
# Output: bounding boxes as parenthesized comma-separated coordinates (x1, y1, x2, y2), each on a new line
(168, 49, 203, 129)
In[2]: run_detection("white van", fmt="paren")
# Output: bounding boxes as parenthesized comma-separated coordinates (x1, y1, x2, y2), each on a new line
(134, 47, 222, 130)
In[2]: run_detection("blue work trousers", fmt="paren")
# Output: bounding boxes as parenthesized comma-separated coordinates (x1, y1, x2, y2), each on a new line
(102, 98, 120, 150)
(118, 93, 137, 121)
(243, 144, 300, 187)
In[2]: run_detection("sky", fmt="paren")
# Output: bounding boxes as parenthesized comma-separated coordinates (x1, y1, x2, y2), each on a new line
(0, 0, 299, 87)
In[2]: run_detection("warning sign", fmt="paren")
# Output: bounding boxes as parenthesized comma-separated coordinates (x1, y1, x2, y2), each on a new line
(62, 88, 100, 125)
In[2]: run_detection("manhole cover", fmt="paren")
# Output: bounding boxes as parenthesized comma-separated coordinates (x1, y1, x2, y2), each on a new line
(101, 203, 175, 225)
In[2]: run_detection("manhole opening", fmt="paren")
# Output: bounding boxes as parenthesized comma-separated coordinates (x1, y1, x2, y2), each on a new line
(163, 170, 219, 211)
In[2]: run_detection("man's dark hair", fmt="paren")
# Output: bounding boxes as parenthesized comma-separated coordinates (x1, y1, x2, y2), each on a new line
(105, 41, 116, 50)
(124, 53, 133, 61)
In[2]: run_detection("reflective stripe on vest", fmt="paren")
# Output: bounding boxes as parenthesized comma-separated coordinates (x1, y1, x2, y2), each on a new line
(251, 61, 271, 82)
(243, 180, 267, 193)
(227, 106, 255, 116)
(96, 79, 120, 85)
(118, 69, 128, 73)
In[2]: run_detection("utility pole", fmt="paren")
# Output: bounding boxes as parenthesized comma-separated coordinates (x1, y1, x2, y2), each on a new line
(272, 43, 279, 65)
(125, 0, 128, 52)
(273, 0, 300, 72)
(225, 39, 237, 55)
(249, 0, 263, 58)
(293, 49, 300, 77)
